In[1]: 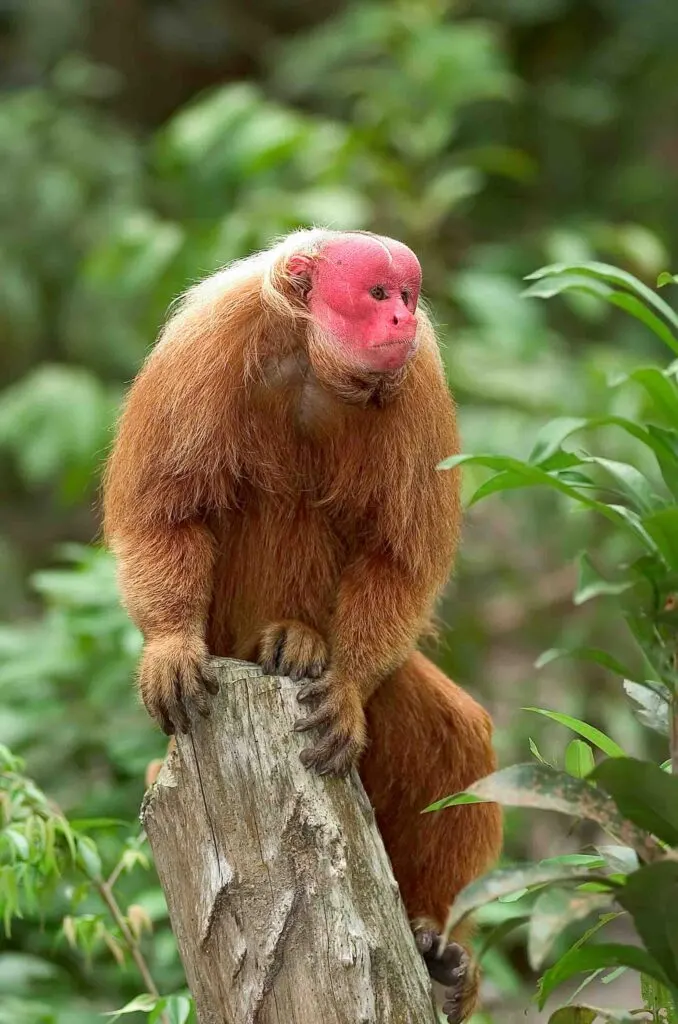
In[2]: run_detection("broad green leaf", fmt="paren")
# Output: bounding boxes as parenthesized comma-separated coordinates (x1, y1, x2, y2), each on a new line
(538, 943, 669, 1008)
(565, 740, 596, 779)
(525, 262, 678, 337)
(623, 680, 669, 736)
(424, 792, 485, 812)
(658, 272, 678, 288)
(434, 763, 657, 861)
(574, 553, 635, 605)
(590, 758, 678, 846)
(528, 888, 614, 970)
(617, 862, 678, 989)
(523, 708, 626, 758)
(444, 862, 606, 935)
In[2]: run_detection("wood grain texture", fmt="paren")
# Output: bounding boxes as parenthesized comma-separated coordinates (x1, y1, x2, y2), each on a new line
(141, 657, 438, 1024)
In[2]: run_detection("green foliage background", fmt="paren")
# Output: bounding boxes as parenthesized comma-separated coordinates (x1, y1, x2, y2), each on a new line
(2, 0, 678, 1020)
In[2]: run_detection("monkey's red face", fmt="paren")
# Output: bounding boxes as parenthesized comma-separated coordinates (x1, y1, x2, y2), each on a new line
(289, 234, 422, 372)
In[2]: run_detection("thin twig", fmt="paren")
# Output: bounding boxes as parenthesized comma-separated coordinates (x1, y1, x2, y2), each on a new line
(671, 695, 678, 775)
(95, 877, 170, 1024)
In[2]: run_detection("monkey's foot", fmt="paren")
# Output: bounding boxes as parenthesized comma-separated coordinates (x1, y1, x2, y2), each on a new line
(413, 925, 478, 1024)
(257, 620, 328, 681)
(294, 674, 366, 776)
(139, 634, 219, 736)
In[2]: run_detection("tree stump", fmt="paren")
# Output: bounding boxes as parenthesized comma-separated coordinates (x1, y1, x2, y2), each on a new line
(141, 658, 438, 1024)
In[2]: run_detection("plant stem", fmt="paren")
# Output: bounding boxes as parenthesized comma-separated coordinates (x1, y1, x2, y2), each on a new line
(672, 695, 678, 775)
(95, 877, 170, 1024)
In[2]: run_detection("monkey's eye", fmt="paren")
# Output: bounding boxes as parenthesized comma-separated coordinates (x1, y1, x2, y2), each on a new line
(401, 289, 411, 306)
(370, 285, 388, 300)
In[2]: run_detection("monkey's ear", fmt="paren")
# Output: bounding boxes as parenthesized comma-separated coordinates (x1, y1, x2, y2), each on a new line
(286, 253, 314, 298)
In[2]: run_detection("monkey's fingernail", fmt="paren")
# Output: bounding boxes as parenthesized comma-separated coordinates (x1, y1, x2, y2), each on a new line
(294, 718, 311, 732)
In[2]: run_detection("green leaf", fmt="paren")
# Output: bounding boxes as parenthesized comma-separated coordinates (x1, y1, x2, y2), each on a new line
(434, 763, 656, 860)
(528, 888, 614, 970)
(565, 740, 596, 779)
(525, 262, 678, 338)
(538, 943, 670, 1008)
(616, 861, 678, 988)
(523, 708, 626, 758)
(529, 417, 589, 465)
(76, 837, 102, 880)
(590, 758, 678, 846)
(642, 509, 678, 569)
(658, 272, 678, 288)
(440, 453, 662, 551)
(623, 680, 669, 736)
(574, 553, 634, 605)
(578, 455, 661, 513)
(444, 862, 606, 934)
(548, 1006, 636, 1024)
(104, 993, 159, 1018)
(641, 973, 678, 1023)
(613, 368, 678, 427)
(523, 274, 678, 354)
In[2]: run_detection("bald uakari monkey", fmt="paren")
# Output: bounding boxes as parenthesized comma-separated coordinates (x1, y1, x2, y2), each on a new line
(103, 229, 502, 1023)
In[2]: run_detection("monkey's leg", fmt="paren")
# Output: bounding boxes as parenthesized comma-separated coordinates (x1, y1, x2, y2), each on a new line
(359, 652, 502, 1024)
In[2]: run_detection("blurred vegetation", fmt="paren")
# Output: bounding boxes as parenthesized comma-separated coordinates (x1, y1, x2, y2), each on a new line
(1, 0, 678, 1020)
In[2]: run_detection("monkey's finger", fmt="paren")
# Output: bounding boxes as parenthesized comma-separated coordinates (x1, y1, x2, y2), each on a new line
(170, 679, 191, 734)
(293, 702, 334, 732)
(200, 661, 220, 696)
(296, 678, 330, 703)
(300, 730, 359, 776)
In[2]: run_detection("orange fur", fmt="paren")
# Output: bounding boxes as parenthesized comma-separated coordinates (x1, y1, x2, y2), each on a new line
(104, 230, 502, 1020)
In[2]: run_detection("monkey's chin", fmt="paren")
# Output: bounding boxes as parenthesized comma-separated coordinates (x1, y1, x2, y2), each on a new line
(360, 337, 417, 373)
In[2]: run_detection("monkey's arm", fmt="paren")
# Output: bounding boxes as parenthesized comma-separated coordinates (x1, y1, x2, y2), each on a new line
(294, 551, 439, 773)
(112, 521, 219, 734)
(103, 311, 241, 734)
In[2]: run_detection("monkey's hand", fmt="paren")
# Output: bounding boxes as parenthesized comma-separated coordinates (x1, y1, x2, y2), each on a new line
(257, 620, 328, 680)
(138, 634, 219, 736)
(413, 925, 479, 1024)
(294, 672, 366, 776)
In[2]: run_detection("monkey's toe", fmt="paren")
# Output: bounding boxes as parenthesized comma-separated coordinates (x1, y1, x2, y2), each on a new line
(258, 620, 328, 680)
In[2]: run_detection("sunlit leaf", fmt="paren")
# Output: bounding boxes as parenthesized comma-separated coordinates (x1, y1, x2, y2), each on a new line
(444, 862, 606, 935)
(565, 740, 596, 779)
(523, 708, 626, 759)
(103, 993, 158, 1018)
(433, 763, 656, 860)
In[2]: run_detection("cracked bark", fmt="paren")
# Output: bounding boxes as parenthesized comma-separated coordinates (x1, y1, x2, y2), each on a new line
(141, 658, 438, 1024)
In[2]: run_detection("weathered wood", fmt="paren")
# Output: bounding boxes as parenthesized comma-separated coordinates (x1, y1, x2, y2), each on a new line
(141, 658, 438, 1024)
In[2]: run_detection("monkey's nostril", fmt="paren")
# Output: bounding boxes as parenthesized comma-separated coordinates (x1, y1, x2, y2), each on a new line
(392, 315, 399, 325)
